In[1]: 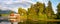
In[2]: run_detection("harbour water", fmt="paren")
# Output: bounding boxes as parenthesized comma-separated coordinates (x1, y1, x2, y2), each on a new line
(0, 22, 18, 24)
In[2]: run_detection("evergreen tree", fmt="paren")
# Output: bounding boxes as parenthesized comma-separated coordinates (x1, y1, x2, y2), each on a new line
(27, 2, 42, 20)
(28, 6, 38, 20)
(45, 1, 54, 19)
(43, 3, 46, 14)
(57, 3, 60, 19)
(33, 2, 44, 16)
(28, 2, 47, 20)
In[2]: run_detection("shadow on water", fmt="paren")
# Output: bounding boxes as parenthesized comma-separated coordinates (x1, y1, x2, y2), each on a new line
(18, 20, 60, 24)
(47, 21, 60, 24)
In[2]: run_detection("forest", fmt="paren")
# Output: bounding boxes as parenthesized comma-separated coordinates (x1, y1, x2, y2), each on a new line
(18, 1, 60, 24)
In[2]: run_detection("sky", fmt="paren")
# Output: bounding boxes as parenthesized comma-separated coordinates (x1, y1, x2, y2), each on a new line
(0, 0, 60, 14)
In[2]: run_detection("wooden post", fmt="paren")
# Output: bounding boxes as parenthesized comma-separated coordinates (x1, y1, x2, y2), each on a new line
(9, 13, 20, 24)
(11, 22, 13, 24)
(10, 13, 14, 24)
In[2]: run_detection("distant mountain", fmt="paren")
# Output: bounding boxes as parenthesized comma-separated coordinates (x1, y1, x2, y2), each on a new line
(0, 10, 16, 14)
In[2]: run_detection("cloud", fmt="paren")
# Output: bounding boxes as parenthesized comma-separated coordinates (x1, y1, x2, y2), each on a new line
(0, 0, 32, 7)
(0, 6, 18, 12)
(0, 0, 59, 13)
(0, 6, 10, 10)
(0, 0, 49, 12)
(0, 0, 32, 4)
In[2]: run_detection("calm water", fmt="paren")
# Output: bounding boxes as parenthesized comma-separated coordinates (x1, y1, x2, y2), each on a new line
(0, 16, 60, 24)
(0, 21, 60, 24)
(0, 22, 18, 24)
(18, 20, 60, 24)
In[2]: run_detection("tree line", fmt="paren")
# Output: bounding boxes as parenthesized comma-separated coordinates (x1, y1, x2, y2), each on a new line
(18, 1, 60, 20)
(18, 1, 60, 24)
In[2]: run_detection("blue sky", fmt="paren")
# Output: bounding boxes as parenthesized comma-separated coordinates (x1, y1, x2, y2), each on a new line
(0, 0, 60, 13)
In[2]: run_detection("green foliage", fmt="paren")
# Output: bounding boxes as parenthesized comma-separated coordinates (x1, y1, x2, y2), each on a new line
(39, 14, 47, 20)
(18, 7, 28, 24)
(18, 7, 27, 16)
(45, 1, 54, 19)
(57, 3, 60, 19)
(1, 14, 9, 16)
(28, 2, 44, 21)
(18, 1, 60, 24)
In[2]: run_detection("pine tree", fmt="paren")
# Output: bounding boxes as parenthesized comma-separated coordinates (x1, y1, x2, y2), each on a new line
(43, 3, 46, 14)
(29, 2, 47, 20)
(28, 5, 38, 21)
(33, 2, 44, 16)
(45, 1, 54, 19)
(57, 3, 60, 19)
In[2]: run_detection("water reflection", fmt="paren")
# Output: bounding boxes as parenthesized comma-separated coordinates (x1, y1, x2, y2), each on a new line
(47, 21, 57, 24)
(39, 21, 60, 24)
(0, 22, 11, 24)
(0, 22, 18, 24)
(18, 20, 60, 24)
(0, 21, 59, 24)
